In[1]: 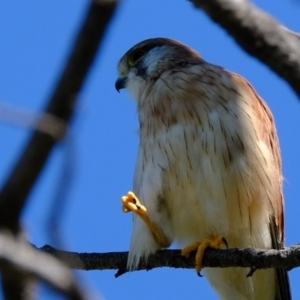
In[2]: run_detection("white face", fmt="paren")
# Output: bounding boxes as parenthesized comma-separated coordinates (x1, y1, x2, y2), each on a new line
(125, 69, 147, 101)
(118, 45, 171, 101)
(116, 38, 202, 102)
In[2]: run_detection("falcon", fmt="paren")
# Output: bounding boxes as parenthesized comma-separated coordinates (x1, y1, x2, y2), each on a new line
(115, 38, 291, 299)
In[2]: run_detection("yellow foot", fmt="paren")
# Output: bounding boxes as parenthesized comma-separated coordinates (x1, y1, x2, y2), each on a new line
(181, 235, 228, 276)
(121, 191, 171, 248)
(122, 191, 147, 215)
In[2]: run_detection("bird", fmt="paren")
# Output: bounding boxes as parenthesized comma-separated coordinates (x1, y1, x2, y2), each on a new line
(115, 38, 291, 300)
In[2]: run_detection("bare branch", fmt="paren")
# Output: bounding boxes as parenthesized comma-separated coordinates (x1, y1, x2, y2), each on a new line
(0, 233, 87, 300)
(0, 0, 119, 232)
(0, 1, 118, 298)
(190, 0, 300, 98)
(39, 244, 300, 278)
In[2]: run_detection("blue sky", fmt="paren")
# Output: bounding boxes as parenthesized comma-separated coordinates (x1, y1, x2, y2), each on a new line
(0, 1, 300, 299)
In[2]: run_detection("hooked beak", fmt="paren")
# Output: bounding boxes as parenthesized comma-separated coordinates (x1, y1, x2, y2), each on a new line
(115, 76, 128, 92)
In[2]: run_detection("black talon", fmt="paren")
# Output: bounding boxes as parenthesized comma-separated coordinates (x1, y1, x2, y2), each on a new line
(197, 271, 204, 277)
(222, 237, 228, 249)
(246, 267, 257, 277)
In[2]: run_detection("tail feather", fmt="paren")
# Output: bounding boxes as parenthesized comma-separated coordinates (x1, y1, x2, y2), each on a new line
(270, 217, 291, 300)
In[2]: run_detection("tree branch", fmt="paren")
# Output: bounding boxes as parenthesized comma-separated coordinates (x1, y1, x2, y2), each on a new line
(39, 244, 300, 278)
(0, 1, 118, 298)
(0, 0, 119, 232)
(191, 0, 300, 98)
(0, 233, 86, 300)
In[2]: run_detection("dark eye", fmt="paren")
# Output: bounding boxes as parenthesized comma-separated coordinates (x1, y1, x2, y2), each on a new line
(128, 49, 145, 67)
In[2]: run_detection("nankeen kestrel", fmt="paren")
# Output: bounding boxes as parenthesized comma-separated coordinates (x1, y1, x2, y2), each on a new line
(115, 38, 291, 300)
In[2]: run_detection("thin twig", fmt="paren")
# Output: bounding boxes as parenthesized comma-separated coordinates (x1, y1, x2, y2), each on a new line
(0, 101, 66, 139)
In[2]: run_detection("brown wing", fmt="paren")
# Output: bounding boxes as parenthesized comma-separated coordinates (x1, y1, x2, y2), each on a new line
(233, 73, 291, 300)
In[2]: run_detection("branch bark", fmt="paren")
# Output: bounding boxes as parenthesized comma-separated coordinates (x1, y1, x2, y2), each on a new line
(191, 0, 300, 98)
(39, 244, 300, 278)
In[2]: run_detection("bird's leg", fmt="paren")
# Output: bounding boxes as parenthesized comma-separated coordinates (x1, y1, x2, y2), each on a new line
(181, 235, 228, 276)
(122, 191, 171, 247)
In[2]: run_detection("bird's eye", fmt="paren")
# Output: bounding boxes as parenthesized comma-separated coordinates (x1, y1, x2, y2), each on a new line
(128, 50, 145, 67)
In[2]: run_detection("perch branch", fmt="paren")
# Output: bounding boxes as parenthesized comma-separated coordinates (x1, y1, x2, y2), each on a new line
(39, 244, 300, 278)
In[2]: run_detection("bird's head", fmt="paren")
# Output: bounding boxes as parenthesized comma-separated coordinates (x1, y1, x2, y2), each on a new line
(115, 38, 203, 99)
